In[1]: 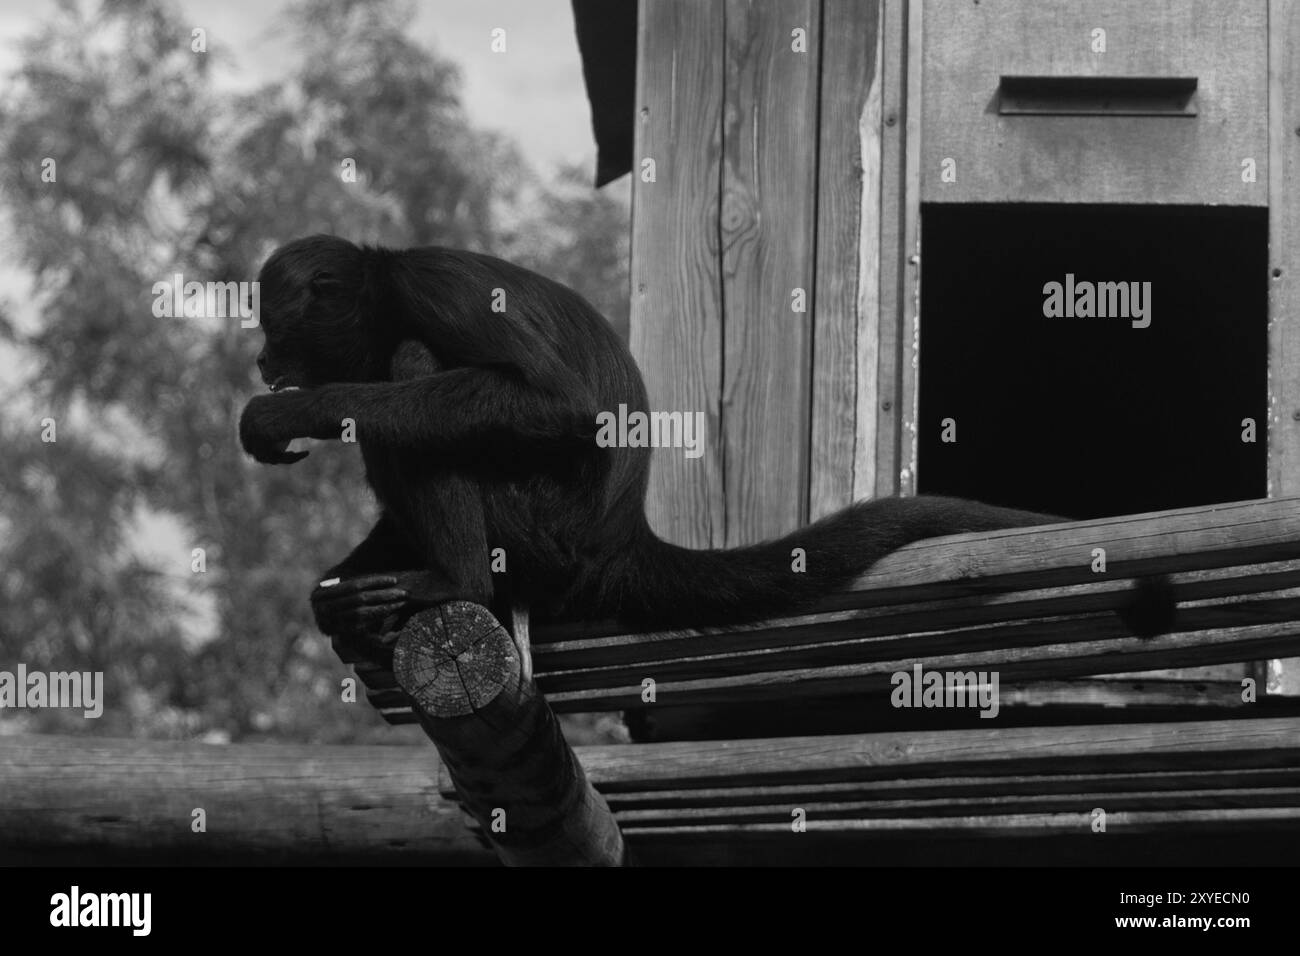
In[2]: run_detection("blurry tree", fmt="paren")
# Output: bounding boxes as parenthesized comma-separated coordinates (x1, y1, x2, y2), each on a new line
(0, 0, 629, 742)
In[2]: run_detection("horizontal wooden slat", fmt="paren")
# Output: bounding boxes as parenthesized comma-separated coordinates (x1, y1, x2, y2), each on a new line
(577, 717, 1300, 791)
(622, 807, 1300, 839)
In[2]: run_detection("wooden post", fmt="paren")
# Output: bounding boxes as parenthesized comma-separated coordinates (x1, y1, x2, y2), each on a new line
(391, 601, 628, 866)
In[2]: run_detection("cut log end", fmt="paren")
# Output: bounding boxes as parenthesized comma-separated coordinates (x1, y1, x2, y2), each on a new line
(393, 602, 520, 718)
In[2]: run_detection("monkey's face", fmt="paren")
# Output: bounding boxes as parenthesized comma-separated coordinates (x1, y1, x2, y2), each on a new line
(254, 315, 318, 392)
(254, 255, 372, 390)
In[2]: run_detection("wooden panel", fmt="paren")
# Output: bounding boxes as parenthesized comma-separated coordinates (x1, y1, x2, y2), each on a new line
(1268, 0, 1300, 695)
(922, 0, 1268, 205)
(810, 0, 883, 519)
(898, 0, 922, 494)
(873, 0, 909, 496)
(719, 0, 820, 543)
(630, 0, 726, 548)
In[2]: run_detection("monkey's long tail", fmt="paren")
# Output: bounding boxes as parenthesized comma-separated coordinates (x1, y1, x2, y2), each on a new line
(613, 495, 1175, 636)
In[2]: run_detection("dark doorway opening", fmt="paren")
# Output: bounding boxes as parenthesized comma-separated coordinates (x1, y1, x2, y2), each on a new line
(918, 203, 1268, 520)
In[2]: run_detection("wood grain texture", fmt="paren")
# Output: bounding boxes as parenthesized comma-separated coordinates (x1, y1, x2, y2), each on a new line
(719, 0, 819, 543)
(1268, 0, 1300, 693)
(899, 0, 922, 495)
(579, 716, 1300, 789)
(0, 734, 493, 864)
(921, 0, 1268, 205)
(811, 0, 882, 519)
(874, 0, 909, 496)
(393, 603, 626, 866)
(598, 767, 1300, 809)
(630, 0, 726, 548)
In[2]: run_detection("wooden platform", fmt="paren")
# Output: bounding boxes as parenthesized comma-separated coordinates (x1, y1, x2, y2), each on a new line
(362, 497, 1300, 725)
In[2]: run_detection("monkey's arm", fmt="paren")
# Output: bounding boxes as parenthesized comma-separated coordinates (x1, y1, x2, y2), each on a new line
(240, 369, 597, 461)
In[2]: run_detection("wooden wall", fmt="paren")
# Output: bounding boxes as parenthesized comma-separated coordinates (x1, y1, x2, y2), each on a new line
(630, 0, 1299, 603)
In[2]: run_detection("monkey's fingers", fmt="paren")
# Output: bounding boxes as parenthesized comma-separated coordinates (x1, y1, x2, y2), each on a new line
(316, 599, 408, 629)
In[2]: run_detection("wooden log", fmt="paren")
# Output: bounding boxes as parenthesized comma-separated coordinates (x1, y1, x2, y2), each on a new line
(0, 734, 493, 864)
(391, 601, 627, 866)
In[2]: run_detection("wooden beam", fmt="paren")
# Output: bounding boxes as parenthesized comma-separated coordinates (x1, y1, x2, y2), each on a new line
(392, 602, 626, 866)
(0, 735, 492, 864)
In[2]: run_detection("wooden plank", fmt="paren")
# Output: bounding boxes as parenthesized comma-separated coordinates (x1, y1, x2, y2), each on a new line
(898, 0, 922, 495)
(532, 563, 1300, 675)
(629, 0, 726, 549)
(600, 768, 1300, 810)
(1269, 0, 1300, 498)
(573, 717, 1300, 791)
(719, 0, 820, 542)
(921, 0, 1268, 205)
(546, 619, 1299, 711)
(616, 788, 1300, 827)
(623, 807, 1300, 838)
(538, 591, 1300, 695)
(874, 0, 908, 497)
(810, 0, 883, 519)
(850, 496, 1300, 597)
(0, 735, 493, 863)
(1269, 0, 1300, 695)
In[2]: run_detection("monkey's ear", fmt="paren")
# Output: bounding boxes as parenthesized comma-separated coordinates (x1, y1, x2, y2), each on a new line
(310, 271, 345, 296)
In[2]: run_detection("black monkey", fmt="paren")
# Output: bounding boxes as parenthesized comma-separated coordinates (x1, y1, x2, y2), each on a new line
(240, 235, 1174, 638)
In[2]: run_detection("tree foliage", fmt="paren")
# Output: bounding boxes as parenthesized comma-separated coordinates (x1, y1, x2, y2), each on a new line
(0, 0, 629, 742)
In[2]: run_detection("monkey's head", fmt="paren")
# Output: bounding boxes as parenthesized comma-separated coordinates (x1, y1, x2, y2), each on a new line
(254, 234, 395, 391)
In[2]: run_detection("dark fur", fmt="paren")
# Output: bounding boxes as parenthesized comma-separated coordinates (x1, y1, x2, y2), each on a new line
(241, 235, 1174, 633)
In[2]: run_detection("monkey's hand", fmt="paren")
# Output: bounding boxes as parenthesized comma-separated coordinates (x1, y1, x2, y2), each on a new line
(311, 573, 411, 639)
(313, 570, 462, 669)
(239, 392, 314, 464)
